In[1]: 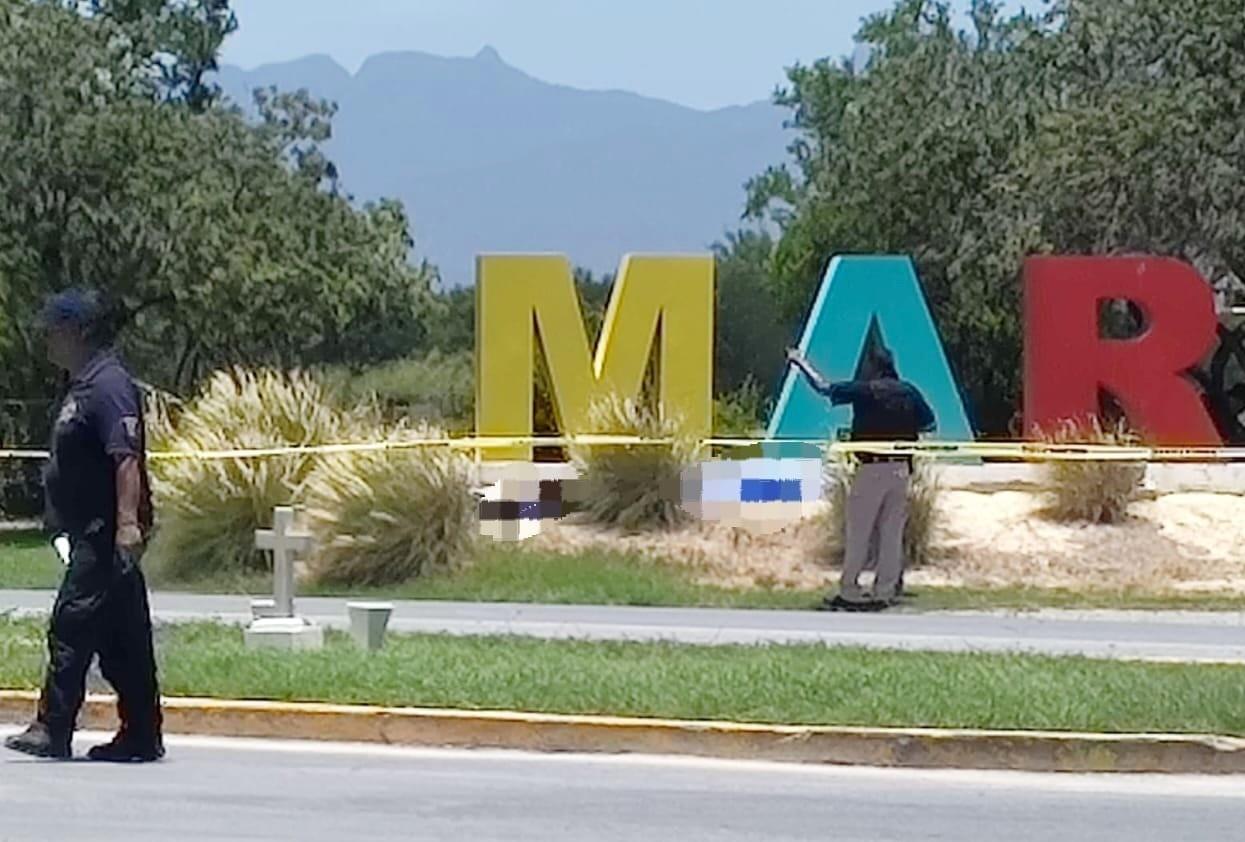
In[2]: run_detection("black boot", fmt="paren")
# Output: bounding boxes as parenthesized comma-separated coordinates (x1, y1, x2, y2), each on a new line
(87, 731, 165, 763)
(819, 594, 889, 613)
(4, 723, 71, 760)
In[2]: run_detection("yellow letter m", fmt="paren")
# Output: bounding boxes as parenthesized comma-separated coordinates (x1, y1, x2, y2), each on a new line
(475, 254, 714, 461)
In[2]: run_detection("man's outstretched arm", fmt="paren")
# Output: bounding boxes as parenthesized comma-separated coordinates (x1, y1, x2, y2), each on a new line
(785, 348, 834, 395)
(785, 348, 869, 405)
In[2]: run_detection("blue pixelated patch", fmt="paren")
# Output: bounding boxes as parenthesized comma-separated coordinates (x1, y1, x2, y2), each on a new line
(739, 478, 803, 503)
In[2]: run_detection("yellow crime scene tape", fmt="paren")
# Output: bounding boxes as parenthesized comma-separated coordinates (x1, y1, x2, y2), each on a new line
(2, 437, 1245, 462)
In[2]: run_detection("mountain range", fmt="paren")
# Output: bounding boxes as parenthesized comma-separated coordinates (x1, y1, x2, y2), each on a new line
(214, 47, 791, 286)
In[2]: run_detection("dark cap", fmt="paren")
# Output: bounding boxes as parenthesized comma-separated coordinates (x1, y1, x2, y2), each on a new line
(38, 289, 103, 330)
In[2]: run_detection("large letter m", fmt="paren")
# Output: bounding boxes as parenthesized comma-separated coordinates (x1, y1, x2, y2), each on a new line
(475, 254, 714, 460)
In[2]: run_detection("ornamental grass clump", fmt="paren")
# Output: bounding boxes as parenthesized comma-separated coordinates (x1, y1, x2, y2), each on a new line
(570, 394, 700, 532)
(147, 368, 381, 583)
(304, 429, 477, 587)
(1042, 416, 1145, 524)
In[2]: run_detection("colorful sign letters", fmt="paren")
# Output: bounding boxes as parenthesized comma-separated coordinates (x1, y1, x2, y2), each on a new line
(475, 253, 1228, 459)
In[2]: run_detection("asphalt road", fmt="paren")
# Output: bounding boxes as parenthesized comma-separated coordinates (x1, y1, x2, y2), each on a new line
(5, 590, 1245, 662)
(1, 729, 1242, 842)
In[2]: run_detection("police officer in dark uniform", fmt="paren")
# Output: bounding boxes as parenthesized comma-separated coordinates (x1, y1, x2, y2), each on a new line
(4, 290, 164, 762)
(786, 344, 936, 612)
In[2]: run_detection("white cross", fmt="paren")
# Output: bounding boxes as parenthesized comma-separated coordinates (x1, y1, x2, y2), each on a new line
(255, 507, 314, 618)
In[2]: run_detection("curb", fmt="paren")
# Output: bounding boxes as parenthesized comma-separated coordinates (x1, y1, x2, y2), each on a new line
(2, 691, 1244, 774)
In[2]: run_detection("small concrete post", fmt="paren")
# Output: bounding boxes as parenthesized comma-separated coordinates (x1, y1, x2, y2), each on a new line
(347, 602, 394, 651)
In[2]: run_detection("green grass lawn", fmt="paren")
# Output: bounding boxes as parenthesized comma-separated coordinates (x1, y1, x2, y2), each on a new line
(0, 529, 813, 605)
(6, 527, 1245, 611)
(0, 529, 62, 590)
(307, 546, 818, 609)
(1, 616, 1242, 735)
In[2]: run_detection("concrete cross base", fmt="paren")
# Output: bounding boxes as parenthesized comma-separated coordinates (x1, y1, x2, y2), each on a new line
(244, 616, 325, 651)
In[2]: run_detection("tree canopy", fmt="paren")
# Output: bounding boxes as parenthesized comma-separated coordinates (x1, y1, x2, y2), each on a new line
(0, 0, 436, 398)
(748, 0, 1245, 434)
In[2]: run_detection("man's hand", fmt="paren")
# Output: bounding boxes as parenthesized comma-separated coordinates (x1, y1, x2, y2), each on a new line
(785, 347, 805, 366)
(116, 522, 143, 553)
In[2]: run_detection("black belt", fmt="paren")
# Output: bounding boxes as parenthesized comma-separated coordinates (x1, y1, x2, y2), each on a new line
(856, 453, 910, 464)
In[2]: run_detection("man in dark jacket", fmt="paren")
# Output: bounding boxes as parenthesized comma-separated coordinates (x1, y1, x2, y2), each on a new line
(787, 345, 936, 611)
(4, 290, 164, 762)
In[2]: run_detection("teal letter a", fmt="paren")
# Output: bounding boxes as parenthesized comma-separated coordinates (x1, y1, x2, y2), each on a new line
(766, 256, 973, 442)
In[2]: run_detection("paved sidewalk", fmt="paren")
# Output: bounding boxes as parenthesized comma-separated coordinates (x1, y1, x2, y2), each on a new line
(7, 730, 1244, 842)
(3, 589, 1245, 663)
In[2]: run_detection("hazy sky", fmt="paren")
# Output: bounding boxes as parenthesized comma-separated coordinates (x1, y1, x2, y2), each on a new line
(222, 0, 1025, 111)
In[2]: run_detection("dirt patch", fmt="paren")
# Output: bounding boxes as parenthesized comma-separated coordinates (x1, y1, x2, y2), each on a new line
(530, 490, 1245, 595)
(531, 512, 832, 591)
(930, 491, 1245, 593)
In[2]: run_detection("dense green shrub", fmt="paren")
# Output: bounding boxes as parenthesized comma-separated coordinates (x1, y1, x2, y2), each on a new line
(713, 378, 768, 437)
(317, 350, 474, 430)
